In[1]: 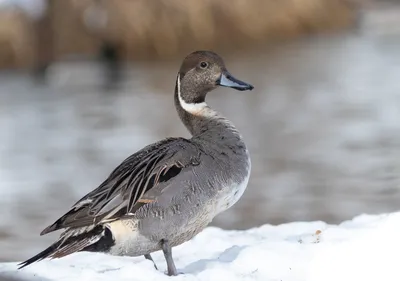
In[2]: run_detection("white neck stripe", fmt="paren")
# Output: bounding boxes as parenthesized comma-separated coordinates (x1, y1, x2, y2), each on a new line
(177, 74, 208, 114)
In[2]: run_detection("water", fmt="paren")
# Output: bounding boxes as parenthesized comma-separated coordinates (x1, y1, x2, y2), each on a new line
(1, 32, 400, 261)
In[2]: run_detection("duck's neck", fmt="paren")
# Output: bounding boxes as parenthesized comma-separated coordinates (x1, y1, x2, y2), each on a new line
(174, 76, 242, 143)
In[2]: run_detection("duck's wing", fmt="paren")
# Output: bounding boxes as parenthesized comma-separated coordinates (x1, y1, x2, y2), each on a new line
(40, 137, 202, 235)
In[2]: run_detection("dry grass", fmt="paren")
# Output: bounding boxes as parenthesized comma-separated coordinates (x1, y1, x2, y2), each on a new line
(51, 0, 100, 59)
(69, 0, 355, 60)
(0, 11, 35, 69)
(0, 0, 355, 69)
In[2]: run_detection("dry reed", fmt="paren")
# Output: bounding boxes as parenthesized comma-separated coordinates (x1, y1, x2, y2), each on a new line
(70, 0, 355, 60)
(0, 0, 355, 69)
(0, 11, 35, 69)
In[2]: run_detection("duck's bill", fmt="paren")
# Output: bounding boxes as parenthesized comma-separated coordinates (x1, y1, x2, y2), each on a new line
(217, 71, 254, 91)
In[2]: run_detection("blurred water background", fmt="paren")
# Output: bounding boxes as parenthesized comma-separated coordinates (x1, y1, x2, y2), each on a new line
(0, 0, 400, 262)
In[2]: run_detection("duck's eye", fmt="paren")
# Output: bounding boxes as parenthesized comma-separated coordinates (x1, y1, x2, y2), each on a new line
(199, 61, 208, 69)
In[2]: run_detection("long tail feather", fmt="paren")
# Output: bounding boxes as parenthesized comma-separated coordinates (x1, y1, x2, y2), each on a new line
(17, 240, 63, 269)
(18, 225, 111, 269)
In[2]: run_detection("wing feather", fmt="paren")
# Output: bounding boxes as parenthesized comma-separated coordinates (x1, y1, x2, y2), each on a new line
(40, 137, 200, 235)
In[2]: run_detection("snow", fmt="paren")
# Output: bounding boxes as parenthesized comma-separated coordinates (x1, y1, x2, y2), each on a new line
(0, 212, 399, 281)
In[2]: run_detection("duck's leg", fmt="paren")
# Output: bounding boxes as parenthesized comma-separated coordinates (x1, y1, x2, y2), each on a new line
(144, 254, 158, 270)
(161, 239, 178, 276)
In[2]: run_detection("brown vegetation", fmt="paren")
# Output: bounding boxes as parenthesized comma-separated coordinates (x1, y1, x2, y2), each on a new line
(0, 0, 355, 69)
(69, 0, 355, 60)
(0, 11, 35, 69)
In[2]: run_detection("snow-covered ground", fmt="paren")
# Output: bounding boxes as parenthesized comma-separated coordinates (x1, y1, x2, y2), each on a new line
(0, 212, 398, 281)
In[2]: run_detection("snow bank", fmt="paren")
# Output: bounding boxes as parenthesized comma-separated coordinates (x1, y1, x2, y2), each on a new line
(0, 212, 399, 281)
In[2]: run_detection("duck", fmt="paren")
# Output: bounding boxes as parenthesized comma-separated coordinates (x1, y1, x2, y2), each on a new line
(18, 50, 254, 276)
